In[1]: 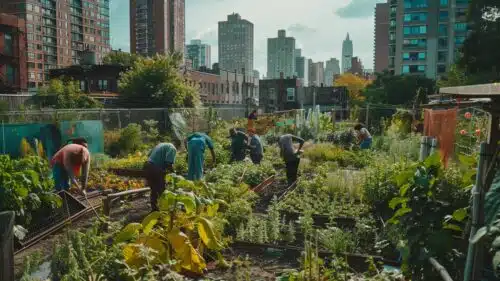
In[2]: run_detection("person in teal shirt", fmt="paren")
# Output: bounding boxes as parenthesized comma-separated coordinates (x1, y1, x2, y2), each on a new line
(143, 143, 177, 211)
(186, 132, 216, 181)
(229, 128, 249, 163)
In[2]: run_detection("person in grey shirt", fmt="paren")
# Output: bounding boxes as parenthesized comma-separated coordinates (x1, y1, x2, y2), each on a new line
(247, 128, 263, 164)
(278, 134, 305, 185)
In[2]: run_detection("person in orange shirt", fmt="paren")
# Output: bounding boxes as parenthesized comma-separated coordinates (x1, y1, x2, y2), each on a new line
(51, 142, 91, 192)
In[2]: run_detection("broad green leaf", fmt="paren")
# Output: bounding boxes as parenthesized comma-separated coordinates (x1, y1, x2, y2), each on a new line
(452, 208, 468, 222)
(492, 236, 500, 250)
(470, 227, 488, 244)
(177, 192, 196, 214)
(389, 197, 408, 210)
(443, 223, 462, 232)
(393, 207, 412, 218)
(158, 190, 176, 212)
(395, 170, 414, 187)
(424, 152, 441, 168)
(207, 203, 219, 217)
(197, 217, 220, 250)
(15, 187, 29, 198)
(115, 223, 143, 243)
(141, 211, 161, 235)
(399, 183, 410, 197)
(458, 154, 477, 167)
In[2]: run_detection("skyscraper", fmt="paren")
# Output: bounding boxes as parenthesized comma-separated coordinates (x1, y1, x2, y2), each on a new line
(388, 0, 470, 79)
(349, 57, 364, 74)
(186, 39, 211, 70)
(308, 60, 324, 87)
(342, 33, 353, 73)
(374, 3, 389, 73)
(130, 0, 185, 57)
(267, 30, 296, 79)
(295, 49, 308, 86)
(218, 13, 253, 73)
(324, 58, 340, 86)
(0, 0, 111, 90)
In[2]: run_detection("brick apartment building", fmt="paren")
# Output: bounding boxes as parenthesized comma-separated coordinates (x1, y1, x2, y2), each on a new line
(0, 13, 27, 92)
(0, 0, 111, 91)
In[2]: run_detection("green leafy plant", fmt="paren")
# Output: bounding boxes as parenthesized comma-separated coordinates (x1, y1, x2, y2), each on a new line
(115, 175, 227, 275)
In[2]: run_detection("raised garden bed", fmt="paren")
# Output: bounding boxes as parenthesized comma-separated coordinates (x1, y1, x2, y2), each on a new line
(231, 240, 401, 273)
(280, 211, 356, 229)
(108, 168, 146, 178)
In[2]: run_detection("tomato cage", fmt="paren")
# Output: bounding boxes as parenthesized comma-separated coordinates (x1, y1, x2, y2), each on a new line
(455, 107, 491, 156)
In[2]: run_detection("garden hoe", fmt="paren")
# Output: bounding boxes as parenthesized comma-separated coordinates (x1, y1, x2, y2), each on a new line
(82, 190, 104, 222)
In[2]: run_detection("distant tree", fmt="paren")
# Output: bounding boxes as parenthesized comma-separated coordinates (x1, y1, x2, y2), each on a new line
(33, 79, 102, 109)
(363, 72, 435, 106)
(458, 0, 500, 82)
(102, 50, 139, 67)
(437, 65, 469, 88)
(333, 73, 370, 103)
(118, 53, 200, 108)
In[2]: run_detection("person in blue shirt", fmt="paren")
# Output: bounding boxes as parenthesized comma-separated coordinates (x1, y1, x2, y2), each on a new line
(247, 128, 263, 164)
(144, 143, 177, 211)
(186, 132, 216, 181)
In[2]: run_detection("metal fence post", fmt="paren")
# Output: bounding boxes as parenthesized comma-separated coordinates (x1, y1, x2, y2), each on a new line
(0, 211, 15, 281)
(419, 136, 430, 161)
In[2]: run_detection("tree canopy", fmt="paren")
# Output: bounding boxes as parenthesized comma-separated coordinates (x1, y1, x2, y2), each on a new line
(333, 73, 370, 103)
(117, 53, 200, 108)
(363, 72, 435, 106)
(102, 51, 139, 67)
(33, 79, 102, 109)
(458, 0, 500, 82)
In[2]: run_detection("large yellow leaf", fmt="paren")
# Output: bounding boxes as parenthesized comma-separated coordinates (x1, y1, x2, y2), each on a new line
(196, 217, 221, 250)
(123, 243, 144, 267)
(179, 243, 206, 274)
(206, 203, 219, 217)
(115, 223, 143, 243)
(136, 236, 167, 262)
(141, 211, 161, 235)
(167, 229, 190, 255)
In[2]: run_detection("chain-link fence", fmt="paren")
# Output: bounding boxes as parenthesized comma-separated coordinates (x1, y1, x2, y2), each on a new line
(0, 107, 247, 131)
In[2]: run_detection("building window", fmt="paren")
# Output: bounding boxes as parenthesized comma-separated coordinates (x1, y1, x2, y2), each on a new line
(286, 88, 295, 102)
(440, 0, 448, 7)
(455, 36, 466, 46)
(437, 65, 447, 73)
(6, 65, 15, 84)
(439, 24, 448, 35)
(402, 65, 426, 73)
(403, 52, 426, 61)
(455, 23, 467, 31)
(404, 12, 427, 22)
(438, 37, 448, 48)
(403, 38, 427, 48)
(404, 0, 428, 9)
(438, 51, 448, 62)
(98, 80, 108, 90)
(4, 33, 13, 56)
(403, 25, 427, 35)
(439, 11, 449, 21)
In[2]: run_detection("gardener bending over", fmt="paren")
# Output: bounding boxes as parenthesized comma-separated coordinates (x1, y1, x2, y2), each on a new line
(354, 123, 372, 149)
(229, 128, 249, 163)
(247, 128, 263, 164)
(278, 134, 304, 185)
(51, 143, 91, 192)
(186, 132, 216, 181)
(144, 142, 177, 211)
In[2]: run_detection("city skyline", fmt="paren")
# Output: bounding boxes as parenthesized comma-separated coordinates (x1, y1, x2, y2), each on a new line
(111, 0, 384, 76)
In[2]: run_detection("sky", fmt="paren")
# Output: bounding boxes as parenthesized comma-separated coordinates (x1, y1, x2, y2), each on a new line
(110, 0, 386, 76)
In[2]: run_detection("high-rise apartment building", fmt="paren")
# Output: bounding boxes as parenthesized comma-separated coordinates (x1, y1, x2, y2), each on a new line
(324, 58, 340, 86)
(295, 49, 308, 86)
(267, 30, 296, 79)
(388, 0, 470, 79)
(341, 33, 353, 73)
(218, 13, 253, 73)
(374, 3, 389, 73)
(308, 59, 324, 87)
(186, 39, 211, 70)
(130, 0, 185, 57)
(0, 0, 111, 90)
(0, 13, 27, 91)
(349, 56, 364, 74)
